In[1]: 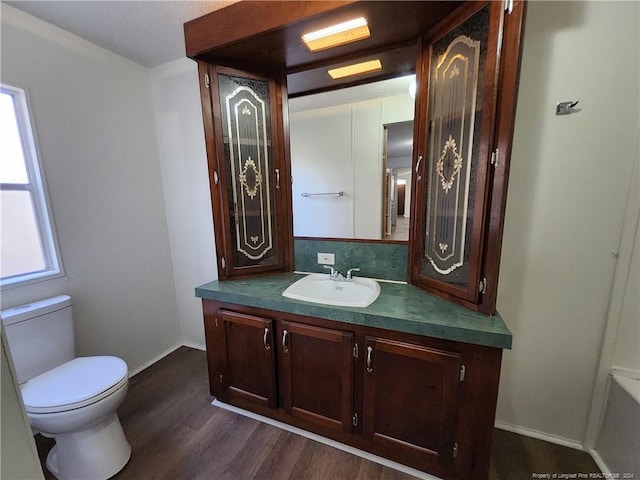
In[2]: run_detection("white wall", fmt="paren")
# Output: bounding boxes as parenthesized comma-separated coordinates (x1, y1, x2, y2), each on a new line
(496, 1, 639, 446)
(0, 5, 181, 372)
(149, 58, 218, 348)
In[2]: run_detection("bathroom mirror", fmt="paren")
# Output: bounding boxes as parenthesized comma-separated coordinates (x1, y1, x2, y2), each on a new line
(288, 75, 415, 242)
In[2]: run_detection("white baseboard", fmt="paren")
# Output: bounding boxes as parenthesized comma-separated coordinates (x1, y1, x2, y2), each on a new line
(181, 341, 206, 351)
(128, 341, 206, 377)
(588, 448, 611, 475)
(128, 341, 183, 378)
(212, 399, 442, 480)
(494, 421, 584, 451)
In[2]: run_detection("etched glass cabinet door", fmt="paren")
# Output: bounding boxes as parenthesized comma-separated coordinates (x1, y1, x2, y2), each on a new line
(201, 65, 293, 279)
(411, 1, 513, 313)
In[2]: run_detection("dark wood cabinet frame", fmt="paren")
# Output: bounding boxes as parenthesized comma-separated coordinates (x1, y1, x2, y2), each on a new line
(408, 1, 527, 314)
(187, 0, 526, 311)
(198, 64, 295, 280)
(410, 2, 500, 308)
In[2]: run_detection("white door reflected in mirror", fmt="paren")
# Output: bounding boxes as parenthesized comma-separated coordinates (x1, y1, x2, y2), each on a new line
(289, 75, 414, 242)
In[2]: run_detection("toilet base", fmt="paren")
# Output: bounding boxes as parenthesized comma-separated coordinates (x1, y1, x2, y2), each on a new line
(45, 412, 131, 480)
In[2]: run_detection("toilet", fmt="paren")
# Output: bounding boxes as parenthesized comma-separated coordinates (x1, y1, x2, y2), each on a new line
(1, 295, 131, 480)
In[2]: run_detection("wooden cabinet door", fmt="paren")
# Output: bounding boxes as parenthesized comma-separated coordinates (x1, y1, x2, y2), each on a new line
(280, 321, 354, 433)
(410, 1, 525, 314)
(217, 309, 277, 408)
(201, 64, 293, 280)
(363, 336, 461, 467)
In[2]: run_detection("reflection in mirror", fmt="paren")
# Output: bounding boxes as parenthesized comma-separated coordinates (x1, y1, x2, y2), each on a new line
(288, 75, 415, 242)
(384, 121, 413, 241)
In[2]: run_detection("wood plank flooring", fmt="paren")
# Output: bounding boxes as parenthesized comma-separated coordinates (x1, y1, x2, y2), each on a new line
(35, 347, 600, 479)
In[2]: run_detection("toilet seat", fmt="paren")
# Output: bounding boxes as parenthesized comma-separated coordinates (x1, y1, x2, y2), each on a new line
(21, 356, 128, 414)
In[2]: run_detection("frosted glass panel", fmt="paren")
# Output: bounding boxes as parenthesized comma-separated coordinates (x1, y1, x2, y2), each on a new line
(420, 5, 489, 289)
(218, 74, 279, 268)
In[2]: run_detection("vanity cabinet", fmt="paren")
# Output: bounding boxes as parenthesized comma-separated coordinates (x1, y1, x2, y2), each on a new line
(202, 299, 503, 479)
(363, 337, 461, 467)
(206, 305, 355, 435)
(212, 309, 277, 408)
(189, 2, 521, 474)
(280, 321, 354, 433)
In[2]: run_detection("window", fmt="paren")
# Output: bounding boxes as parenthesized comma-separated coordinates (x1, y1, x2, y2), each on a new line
(1, 84, 63, 288)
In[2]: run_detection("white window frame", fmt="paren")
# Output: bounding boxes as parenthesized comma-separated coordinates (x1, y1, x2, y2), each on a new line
(1, 83, 64, 289)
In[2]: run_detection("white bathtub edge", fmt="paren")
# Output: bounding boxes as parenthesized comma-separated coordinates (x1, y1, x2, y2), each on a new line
(611, 367, 640, 404)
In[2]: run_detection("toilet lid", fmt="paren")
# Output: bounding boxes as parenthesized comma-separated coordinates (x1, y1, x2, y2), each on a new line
(21, 356, 128, 414)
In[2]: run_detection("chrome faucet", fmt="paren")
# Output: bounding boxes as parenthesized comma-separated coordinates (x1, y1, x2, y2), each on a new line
(345, 268, 360, 280)
(323, 265, 360, 281)
(323, 265, 344, 281)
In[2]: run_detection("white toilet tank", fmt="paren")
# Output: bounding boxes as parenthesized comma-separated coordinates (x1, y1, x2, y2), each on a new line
(1, 295, 75, 385)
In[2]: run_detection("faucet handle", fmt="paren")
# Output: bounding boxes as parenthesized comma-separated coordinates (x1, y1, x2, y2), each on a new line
(323, 265, 338, 278)
(346, 268, 360, 280)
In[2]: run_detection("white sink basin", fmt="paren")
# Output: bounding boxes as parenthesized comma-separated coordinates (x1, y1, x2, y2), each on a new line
(283, 273, 380, 308)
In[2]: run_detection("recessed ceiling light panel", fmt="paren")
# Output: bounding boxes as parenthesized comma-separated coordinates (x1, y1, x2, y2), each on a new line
(328, 59, 383, 80)
(302, 17, 370, 52)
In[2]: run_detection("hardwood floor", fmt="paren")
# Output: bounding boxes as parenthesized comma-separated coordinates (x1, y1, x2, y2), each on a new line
(386, 216, 410, 242)
(35, 347, 600, 479)
(489, 429, 601, 479)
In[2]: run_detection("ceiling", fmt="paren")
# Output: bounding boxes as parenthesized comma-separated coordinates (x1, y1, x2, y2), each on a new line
(5, 0, 415, 158)
(4, 1, 236, 68)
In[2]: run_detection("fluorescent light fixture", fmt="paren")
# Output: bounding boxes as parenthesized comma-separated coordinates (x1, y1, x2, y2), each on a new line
(302, 17, 370, 52)
(328, 59, 382, 80)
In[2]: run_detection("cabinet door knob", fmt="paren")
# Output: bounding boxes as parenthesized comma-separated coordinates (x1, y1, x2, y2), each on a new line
(282, 329, 289, 353)
(275, 168, 281, 190)
(415, 155, 423, 181)
(263, 327, 271, 350)
(366, 346, 374, 373)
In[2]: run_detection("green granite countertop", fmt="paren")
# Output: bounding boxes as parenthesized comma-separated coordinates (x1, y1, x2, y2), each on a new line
(195, 273, 512, 349)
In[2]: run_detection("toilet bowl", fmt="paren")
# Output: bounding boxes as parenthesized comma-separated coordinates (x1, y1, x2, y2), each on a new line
(1, 296, 132, 480)
(22, 356, 131, 479)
